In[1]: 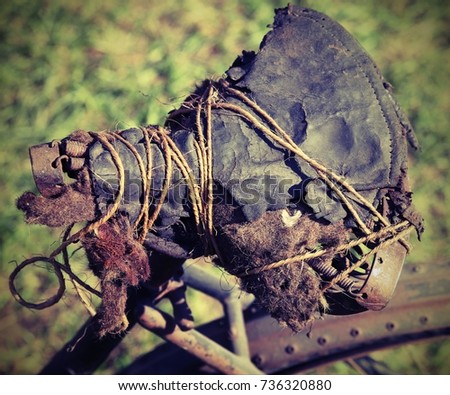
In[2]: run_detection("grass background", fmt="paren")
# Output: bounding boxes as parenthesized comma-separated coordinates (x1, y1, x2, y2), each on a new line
(1, 0, 449, 374)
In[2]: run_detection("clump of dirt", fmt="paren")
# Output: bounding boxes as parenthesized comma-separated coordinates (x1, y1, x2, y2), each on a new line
(215, 209, 349, 331)
(83, 214, 150, 336)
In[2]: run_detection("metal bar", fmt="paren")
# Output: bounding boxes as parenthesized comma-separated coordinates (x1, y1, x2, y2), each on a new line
(183, 261, 253, 357)
(138, 304, 263, 375)
(182, 261, 232, 300)
(224, 294, 250, 357)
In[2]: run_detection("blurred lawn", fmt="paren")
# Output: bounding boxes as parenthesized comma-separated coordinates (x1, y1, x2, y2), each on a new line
(0, 0, 449, 374)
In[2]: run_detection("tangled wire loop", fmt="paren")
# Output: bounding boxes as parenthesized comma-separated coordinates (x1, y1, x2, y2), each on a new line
(10, 79, 415, 310)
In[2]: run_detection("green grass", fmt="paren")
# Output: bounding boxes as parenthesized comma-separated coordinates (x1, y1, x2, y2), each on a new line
(1, 0, 449, 374)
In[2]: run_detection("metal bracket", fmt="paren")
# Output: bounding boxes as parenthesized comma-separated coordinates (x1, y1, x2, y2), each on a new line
(29, 143, 65, 197)
(356, 241, 408, 310)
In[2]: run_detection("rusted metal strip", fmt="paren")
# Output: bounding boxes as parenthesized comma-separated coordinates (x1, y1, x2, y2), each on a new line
(356, 234, 409, 311)
(246, 260, 450, 373)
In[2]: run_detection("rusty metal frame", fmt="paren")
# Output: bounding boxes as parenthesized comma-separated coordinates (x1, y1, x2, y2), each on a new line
(122, 260, 450, 374)
(181, 263, 254, 357)
(138, 305, 262, 374)
(40, 260, 450, 374)
(136, 262, 262, 374)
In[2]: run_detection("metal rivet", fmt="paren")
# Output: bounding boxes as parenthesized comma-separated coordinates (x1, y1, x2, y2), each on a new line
(285, 345, 295, 354)
(386, 322, 395, 331)
(350, 328, 359, 337)
(252, 354, 263, 367)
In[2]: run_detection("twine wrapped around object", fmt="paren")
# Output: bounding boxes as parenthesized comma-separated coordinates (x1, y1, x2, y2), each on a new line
(10, 79, 415, 318)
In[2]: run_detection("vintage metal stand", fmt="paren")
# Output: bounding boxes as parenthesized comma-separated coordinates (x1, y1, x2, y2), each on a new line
(41, 260, 450, 374)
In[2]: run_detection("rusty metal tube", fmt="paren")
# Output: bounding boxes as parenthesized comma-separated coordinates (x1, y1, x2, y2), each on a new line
(223, 295, 250, 358)
(138, 304, 263, 375)
(182, 262, 252, 357)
